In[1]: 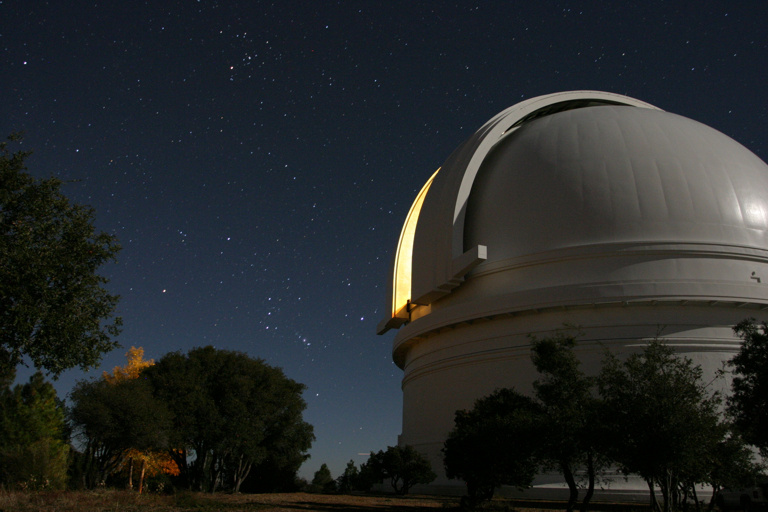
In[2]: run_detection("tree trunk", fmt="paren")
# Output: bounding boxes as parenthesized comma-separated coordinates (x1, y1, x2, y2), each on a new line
(169, 448, 190, 489)
(707, 485, 719, 512)
(580, 452, 596, 512)
(561, 461, 579, 512)
(661, 473, 671, 512)
(648, 478, 661, 512)
(138, 459, 147, 494)
(692, 483, 701, 512)
(233, 455, 253, 493)
(127, 458, 134, 490)
(211, 454, 224, 494)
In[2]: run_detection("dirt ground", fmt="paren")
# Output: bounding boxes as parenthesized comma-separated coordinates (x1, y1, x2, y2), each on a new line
(215, 492, 461, 511)
(0, 490, 651, 512)
(0, 490, 462, 512)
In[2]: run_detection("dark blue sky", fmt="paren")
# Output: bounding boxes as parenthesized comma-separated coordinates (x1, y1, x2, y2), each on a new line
(3, 1, 767, 479)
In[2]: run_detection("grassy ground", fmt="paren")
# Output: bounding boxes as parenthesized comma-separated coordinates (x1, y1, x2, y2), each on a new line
(0, 490, 654, 512)
(0, 490, 458, 512)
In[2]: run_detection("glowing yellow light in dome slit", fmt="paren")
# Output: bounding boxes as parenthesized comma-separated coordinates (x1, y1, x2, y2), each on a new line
(392, 168, 440, 317)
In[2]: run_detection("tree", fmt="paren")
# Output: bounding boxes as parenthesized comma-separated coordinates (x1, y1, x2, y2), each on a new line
(311, 463, 336, 493)
(336, 460, 361, 493)
(103, 346, 154, 384)
(99, 346, 173, 493)
(706, 433, 761, 511)
(0, 134, 121, 376)
(528, 333, 607, 512)
(68, 376, 172, 488)
(443, 333, 606, 510)
(598, 340, 724, 512)
(0, 372, 69, 489)
(364, 445, 436, 495)
(143, 346, 314, 493)
(443, 389, 542, 504)
(729, 319, 768, 456)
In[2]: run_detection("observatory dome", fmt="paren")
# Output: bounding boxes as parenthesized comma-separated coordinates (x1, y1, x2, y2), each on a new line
(465, 105, 768, 259)
(378, 91, 768, 493)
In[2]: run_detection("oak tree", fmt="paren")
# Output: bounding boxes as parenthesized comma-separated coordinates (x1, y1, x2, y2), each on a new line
(144, 346, 314, 492)
(598, 340, 723, 512)
(1, 134, 121, 376)
(364, 445, 436, 495)
(69, 375, 172, 488)
(529, 333, 605, 512)
(443, 389, 542, 504)
(100, 346, 175, 493)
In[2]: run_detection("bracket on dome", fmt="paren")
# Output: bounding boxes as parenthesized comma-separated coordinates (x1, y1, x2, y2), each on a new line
(412, 245, 487, 305)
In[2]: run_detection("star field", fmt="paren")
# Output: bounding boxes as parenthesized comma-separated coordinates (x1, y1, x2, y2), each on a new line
(3, 0, 768, 479)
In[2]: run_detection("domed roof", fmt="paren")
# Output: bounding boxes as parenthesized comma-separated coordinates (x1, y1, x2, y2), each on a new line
(465, 105, 768, 262)
(378, 91, 768, 334)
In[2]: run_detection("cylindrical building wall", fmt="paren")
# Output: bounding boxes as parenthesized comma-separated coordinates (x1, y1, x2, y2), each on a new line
(397, 303, 744, 488)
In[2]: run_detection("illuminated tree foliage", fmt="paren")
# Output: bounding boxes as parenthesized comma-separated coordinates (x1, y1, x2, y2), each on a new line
(70, 347, 176, 490)
(0, 134, 121, 376)
(104, 347, 176, 492)
(103, 346, 154, 384)
(69, 375, 172, 488)
(144, 346, 314, 493)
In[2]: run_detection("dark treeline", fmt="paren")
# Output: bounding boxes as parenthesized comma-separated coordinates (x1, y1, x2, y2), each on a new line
(443, 323, 768, 512)
(1, 346, 314, 493)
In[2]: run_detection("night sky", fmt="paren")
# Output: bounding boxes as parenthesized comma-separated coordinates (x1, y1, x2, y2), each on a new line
(3, 1, 767, 480)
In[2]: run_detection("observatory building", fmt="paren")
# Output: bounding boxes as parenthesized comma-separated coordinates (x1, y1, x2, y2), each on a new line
(377, 91, 768, 491)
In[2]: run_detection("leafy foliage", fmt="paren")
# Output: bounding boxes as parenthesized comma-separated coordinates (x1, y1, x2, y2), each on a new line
(529, 333, 605, 512)
(729, 319, 768, 456)
(443, 335, 755, 511)
(69, 375, 172, 488)
(0, 372, 69, 489)
(311, 463, 336, 493)
(103, 346, 154, 384)
(143, 346, 314, 492)
(443, 389, 542, 504)
(0, 134, 121, 376)
(363, 445, 436, 495)
(598, 340, 725, 512)
(444, 333, 604, 509)
(704, 432, 763, 506)
(336, 460, 361, 493)
(107, 347, 177, 492)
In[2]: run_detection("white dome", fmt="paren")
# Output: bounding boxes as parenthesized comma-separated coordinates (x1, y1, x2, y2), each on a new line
(377, 91, 768, 493)
(378, 91, 768, 342)
(465, 105, 768, 259)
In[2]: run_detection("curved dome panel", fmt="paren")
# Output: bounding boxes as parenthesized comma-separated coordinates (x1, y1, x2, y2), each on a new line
(407, 92, 659, 310)
(378, 91, 768, 335)
(464, 106, 768, 261)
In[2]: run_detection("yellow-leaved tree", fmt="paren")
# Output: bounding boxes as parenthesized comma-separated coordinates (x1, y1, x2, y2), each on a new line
(103, 346, 154, 383)
(103, 347, 178, 492)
